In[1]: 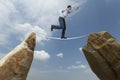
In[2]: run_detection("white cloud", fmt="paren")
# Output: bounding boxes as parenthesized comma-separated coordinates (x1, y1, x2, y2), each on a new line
(0, 0, 87, 45)
(79, 47, 83, 53)
(56, 53, 63, 58)
(67, 61, 87, 70)
(75, 61, 81, 64)
(27, 67, 99, 80)
(17, 0, 86, 26)
(14, 23, 49, 42)
(67, 64, 87, 70)
(0, 0, 17, 25)
(34, 50, 51, 61)
(79, 47, 82, 51)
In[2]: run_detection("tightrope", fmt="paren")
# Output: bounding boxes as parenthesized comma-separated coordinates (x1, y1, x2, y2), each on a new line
(38, 34, 89, 41)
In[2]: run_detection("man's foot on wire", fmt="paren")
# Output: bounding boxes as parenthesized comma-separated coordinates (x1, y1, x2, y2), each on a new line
(51, 25, 53, 31)
(61, 37, 67, 39)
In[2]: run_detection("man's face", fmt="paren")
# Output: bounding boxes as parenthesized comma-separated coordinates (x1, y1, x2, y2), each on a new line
(68, 7, 72, 10)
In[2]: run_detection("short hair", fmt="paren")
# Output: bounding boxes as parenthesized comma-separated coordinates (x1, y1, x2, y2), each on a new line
(67, 5, 72, 8)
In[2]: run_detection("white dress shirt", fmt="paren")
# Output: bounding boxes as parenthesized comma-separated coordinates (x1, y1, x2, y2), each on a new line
(59, 8, 72, 18)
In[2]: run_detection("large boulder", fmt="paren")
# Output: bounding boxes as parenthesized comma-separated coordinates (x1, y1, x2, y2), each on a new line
(0, 32, 36, 80)
(82, 31, 120, 80)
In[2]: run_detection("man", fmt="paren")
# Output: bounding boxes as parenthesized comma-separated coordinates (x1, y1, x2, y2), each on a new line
(51, 5, 79, 39)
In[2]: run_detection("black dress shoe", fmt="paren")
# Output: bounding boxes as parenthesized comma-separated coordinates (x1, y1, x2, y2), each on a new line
(51, 25, 53, 31)
(61, 37, 67, 39)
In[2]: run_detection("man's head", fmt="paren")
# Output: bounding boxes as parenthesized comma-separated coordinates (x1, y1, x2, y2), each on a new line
(67, 5, 72, 10)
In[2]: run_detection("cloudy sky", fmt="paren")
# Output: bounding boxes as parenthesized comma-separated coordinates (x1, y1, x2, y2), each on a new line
(1, 0, 120, 80)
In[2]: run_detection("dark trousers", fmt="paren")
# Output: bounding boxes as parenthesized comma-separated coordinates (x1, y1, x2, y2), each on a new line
(52, 17, 66, 37)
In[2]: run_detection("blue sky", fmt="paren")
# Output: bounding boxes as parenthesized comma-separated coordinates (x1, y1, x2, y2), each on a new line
(0, 0, 120, 80)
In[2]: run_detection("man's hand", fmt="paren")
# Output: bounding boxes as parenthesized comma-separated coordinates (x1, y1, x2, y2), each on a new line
(63, 16, 67, 19)
(76, 6, 79, 11)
